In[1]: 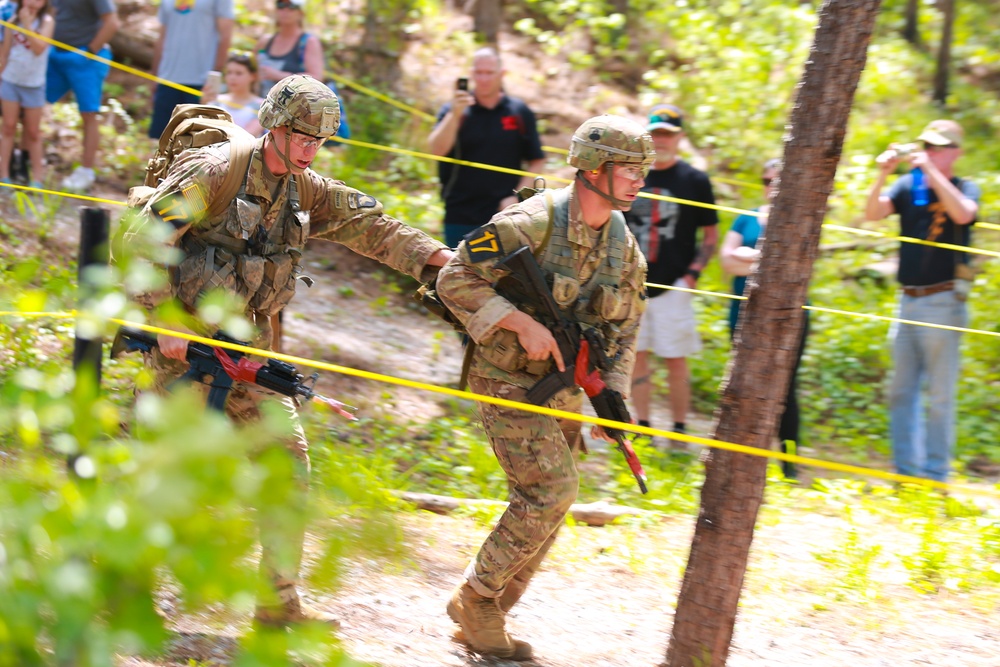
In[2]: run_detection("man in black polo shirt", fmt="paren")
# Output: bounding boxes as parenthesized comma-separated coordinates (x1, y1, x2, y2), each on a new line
(428, 47, 546, 248)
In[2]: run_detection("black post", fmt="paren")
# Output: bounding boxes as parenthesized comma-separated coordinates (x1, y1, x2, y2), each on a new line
(72, 207, 110, 386)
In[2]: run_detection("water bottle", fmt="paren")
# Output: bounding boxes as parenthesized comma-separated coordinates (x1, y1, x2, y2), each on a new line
(911, 168, 928, 206)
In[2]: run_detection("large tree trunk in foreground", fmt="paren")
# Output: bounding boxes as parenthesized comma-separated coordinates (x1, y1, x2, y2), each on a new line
(665, 1, 882, 665)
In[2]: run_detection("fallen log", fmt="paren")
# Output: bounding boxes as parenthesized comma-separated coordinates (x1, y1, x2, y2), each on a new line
(395, 491, 656, 527)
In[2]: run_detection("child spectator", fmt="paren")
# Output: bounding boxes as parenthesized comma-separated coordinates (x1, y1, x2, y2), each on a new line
(207, 52, 264, 137)
(0, 0, 54, 188)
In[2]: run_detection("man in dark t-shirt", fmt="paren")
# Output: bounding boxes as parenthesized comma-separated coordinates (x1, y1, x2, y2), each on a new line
(624, 104, 718, 446)
(428, 47, 545, 248)
(865, 119, 980, 482)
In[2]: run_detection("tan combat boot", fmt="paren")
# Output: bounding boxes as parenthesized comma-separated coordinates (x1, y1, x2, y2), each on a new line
(447, 582, 532, 660)
(254, 597, 340, 629)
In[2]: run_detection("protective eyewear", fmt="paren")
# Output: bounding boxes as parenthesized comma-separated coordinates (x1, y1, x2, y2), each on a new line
(290, 131, 324, 150)
(762, 177, 774, 187)
(616, 164, 649, 181)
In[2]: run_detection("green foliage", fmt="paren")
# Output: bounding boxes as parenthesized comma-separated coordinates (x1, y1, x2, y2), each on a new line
(813, 506, 884, 604)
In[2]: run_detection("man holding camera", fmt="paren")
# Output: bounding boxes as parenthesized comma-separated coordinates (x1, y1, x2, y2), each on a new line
(427, 47, 545, 248)
(865, 119, 980, 482)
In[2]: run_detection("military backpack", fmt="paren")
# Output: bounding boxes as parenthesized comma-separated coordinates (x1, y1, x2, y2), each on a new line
(126, 104, 257, 220)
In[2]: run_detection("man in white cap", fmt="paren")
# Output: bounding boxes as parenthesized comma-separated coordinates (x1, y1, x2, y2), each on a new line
(865, 119, 980, 482)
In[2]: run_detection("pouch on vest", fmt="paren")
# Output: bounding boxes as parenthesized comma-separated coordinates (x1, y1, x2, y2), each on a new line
(250, 251, 299, 316)
(176, 246, 252, 312)
(478, 328, 551, 376)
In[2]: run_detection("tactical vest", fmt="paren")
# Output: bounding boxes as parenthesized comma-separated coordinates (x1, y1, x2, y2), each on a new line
(480, 188, 635, 378)
(172, 157, 314, 318)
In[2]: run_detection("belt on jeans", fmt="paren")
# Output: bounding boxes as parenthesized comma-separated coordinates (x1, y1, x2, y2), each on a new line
(902, 280, 954, 298)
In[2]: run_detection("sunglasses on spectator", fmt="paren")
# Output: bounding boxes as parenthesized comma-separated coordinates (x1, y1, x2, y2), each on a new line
(276, 2, 301, 9)
(762, 177, 775, 186)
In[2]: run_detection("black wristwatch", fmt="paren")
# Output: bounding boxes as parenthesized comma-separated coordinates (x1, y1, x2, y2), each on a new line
(686, 268, 701, 280)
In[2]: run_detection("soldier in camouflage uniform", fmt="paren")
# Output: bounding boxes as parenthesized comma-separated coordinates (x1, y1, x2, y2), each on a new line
(132, 75, 453, 628)
(436, 115, 653, 659)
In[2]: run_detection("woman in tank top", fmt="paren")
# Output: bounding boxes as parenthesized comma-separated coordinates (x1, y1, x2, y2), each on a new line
(255, 0, 323, 96)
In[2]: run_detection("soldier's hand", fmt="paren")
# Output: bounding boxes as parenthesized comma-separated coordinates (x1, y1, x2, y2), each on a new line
(157, 333, 190, 361)
(500, 310, 566, 371)
(589, 425, 617, 443)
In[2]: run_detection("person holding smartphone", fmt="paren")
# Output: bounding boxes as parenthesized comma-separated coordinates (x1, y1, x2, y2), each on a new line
(427, 47, 545, 248)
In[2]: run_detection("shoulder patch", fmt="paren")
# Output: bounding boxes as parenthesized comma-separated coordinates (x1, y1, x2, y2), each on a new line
(151, 189, 204, 229)
(348, 192, 378, 209)
(463, 223, 505, 263)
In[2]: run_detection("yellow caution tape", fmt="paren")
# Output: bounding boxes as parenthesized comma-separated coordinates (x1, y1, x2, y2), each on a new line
(2, 311, 998, 498)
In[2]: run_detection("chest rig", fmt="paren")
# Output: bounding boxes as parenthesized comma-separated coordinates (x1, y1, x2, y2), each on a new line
(173, 165, 312, 318)
(482, 188, 631, 378)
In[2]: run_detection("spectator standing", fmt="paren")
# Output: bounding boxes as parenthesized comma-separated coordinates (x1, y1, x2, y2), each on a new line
(255, 0, 321, 94)
(624, 104, 718, 445)
(148, 0, 233, 140)
(719, 159, 805, 478)
(427, 46, 545, 248)
(45, 0, 118, 192)
(209, 52, 264, 137)
(865, 120, 979, 482)
(0, 0, 53, 188)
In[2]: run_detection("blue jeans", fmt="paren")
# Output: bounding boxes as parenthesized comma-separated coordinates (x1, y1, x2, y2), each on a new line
(888, 290, 966, 481)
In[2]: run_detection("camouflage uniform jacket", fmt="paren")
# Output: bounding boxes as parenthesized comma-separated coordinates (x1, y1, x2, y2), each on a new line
(437, 183, 647, 395)
(140, 135, 447, 345)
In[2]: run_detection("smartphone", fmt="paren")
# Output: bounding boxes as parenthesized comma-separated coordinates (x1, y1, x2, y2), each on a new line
(201, 70, 222, 102)
(456, 77, 469, 92)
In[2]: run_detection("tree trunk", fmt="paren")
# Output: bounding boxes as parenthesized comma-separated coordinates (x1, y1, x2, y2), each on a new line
(933, 0, 955, 104)
(464, 0, 503, 45)
(902, 0, 920, 46)
(358, 0, 414, 88)
(664, 1, 882, 666)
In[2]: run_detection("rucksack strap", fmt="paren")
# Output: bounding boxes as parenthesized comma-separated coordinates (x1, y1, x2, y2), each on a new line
(206, 131, 257, 220)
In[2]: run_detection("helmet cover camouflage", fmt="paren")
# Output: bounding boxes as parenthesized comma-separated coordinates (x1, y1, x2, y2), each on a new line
(567, 115, 656, 171)
(259, 74, 340, 138)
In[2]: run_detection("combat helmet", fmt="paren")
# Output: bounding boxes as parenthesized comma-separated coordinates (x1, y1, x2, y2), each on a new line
(569, 115, 655, 209)
(568, 115, 655, 172)
(259, 74, 340, 138)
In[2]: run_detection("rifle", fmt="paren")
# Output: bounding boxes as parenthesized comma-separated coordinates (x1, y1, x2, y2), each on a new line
(495, 246, 648, 493)
(110, 327, 356, 420)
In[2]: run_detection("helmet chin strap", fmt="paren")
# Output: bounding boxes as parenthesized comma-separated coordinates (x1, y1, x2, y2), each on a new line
(575, 164, 631, 210)
(267, 130, 298, 174)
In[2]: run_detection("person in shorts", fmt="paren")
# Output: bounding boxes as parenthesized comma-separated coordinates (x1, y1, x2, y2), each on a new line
(624, 104, 718, 445)
(45, 0, 119, 192)
(0, 0, 55, 188)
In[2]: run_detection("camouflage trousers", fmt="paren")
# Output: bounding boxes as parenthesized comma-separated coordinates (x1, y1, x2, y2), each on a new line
(465, 375, 584, 599)
(146, 350, 310, 608)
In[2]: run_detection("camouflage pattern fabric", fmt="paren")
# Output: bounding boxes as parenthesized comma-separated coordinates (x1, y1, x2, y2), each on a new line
(567, 115, 655, 172)
(463, 375, 584, 597)
(437, 184, 646, 395)
(144, 351, 309, 600)
(436, 182, 645, 600)
(138, 134, 447, 348)
(259, 74, 341, 138)
(134, 121, 447, 608)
